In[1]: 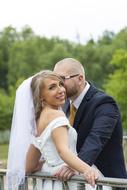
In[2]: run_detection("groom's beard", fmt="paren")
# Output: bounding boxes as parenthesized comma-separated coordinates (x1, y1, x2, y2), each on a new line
(66, 85, 78, 99)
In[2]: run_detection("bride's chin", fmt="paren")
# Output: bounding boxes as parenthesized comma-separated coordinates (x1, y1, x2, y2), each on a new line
(60, 100, 65, 105)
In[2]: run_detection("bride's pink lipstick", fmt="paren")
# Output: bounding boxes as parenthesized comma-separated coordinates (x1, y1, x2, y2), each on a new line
(56, 93, 65, 100)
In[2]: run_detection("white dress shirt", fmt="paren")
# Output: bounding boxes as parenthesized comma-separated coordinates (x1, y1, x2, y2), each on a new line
(73, 81, 90, 109)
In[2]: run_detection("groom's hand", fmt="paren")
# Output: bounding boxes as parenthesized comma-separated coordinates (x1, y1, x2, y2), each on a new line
(54, 165, 76, 181)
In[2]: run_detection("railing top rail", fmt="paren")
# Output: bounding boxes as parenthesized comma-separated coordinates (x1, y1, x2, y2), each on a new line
(0, 169, 6, 175)
(123, 136, 127, 140)
(1, 169, 127, 188)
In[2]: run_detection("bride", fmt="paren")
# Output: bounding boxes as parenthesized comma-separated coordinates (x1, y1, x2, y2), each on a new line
(7, 70, 99, 190)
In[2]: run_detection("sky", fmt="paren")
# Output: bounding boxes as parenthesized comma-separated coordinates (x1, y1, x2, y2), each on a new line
(0, 0, 127, 44)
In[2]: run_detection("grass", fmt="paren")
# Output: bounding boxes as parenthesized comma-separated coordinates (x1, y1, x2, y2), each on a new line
(0, 143, 8, 168)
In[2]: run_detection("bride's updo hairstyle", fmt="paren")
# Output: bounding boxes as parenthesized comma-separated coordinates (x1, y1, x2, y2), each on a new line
(31, 70, 64, 121)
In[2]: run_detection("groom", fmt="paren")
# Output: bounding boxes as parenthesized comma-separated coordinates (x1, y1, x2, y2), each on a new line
(54, 58, 127, 180)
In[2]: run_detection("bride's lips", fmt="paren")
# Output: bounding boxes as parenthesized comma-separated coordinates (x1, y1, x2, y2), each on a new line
(56, 93, 65, 100)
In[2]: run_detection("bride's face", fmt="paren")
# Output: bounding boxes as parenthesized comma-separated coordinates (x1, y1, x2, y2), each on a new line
(41, 78, 66, 109)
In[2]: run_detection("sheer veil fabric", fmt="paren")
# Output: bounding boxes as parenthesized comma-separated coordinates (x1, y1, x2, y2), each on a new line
(7, 77, 37, 190)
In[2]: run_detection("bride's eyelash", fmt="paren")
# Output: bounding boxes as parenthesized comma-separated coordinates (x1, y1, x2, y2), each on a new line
(49, 85, 56, 90)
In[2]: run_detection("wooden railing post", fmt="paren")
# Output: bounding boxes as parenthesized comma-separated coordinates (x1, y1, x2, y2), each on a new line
(123, 136, 127, 166)
(0, 176, 4, 190)
(32, 178, 36, 189)
(97, 185, 103, 190)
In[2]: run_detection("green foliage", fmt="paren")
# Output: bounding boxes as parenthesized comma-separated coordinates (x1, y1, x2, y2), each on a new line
(0, 143, 8, 159)
(112, 27, 127, 49)
(0, 78, 24, 130)
(0, 143, 8, 168)
(0, 25, 127, 129)
(104, 50, 127, 128)
(110, 49, 127, 69)
(0, 89, 13, 130)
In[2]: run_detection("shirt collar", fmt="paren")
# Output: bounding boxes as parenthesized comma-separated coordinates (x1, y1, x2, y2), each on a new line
(73, 81, 90, 109)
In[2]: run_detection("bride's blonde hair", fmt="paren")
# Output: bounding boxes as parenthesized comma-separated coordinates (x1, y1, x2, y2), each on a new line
(31, 70, 63, 121)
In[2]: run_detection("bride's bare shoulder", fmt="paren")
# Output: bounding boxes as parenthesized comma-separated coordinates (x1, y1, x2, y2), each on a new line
(47, 109, 65, 121)
(37, 109, 66, 135)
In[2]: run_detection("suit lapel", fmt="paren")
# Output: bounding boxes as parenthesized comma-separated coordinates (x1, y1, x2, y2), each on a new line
(73, 85, 98, 130)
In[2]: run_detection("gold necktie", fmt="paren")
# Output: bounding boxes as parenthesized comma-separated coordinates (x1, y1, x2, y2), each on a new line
(69, 103, 77, 126)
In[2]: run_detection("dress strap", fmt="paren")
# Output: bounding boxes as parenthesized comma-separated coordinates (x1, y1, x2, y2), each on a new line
(31, 116, 71, 150)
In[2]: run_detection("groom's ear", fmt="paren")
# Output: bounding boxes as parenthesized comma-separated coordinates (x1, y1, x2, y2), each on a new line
(79, 75, 83, 80)
(78, 75, 83, 84)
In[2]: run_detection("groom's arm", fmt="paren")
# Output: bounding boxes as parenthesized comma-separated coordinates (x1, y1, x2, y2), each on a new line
(78, 101, 119, 165)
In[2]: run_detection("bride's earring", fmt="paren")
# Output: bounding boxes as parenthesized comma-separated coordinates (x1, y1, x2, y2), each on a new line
(41, 98, 44, 107)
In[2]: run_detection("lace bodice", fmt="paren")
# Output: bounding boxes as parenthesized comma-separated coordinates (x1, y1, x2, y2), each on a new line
(31, 116, 77, 168)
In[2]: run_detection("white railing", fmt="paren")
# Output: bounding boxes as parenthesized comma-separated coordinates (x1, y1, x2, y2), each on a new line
(0, 136, 127, 190)
(123, 136, 127, 165)
(0, 169, 127, 190)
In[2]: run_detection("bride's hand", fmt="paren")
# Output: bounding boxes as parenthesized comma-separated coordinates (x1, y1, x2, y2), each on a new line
(32, 159, 45, 173)
(83, 167, 99, 187)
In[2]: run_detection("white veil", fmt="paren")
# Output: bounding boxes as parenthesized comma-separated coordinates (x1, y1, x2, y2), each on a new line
(7, 76, 37, 190)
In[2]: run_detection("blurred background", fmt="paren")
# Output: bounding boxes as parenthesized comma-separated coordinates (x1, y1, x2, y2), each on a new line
(0, 0, 127, 168)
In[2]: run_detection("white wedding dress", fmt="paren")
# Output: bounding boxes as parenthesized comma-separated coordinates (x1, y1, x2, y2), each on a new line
(31, 116, 110, 190)
(31, 116, 77, 190)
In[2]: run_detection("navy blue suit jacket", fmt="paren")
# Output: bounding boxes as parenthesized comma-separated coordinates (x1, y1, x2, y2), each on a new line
(64, 85, 127, 178)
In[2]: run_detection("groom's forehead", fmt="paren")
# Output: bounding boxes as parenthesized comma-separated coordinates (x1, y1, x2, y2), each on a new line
(54, 68, 71, 76)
